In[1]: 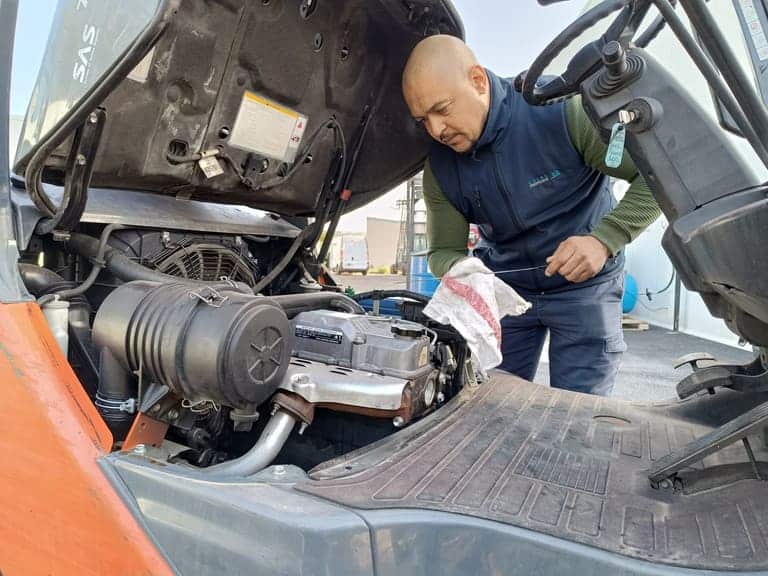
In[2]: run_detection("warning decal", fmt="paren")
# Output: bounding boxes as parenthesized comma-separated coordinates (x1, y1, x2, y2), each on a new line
(229, 91, 309, 163)
(739, 0, 768, 61)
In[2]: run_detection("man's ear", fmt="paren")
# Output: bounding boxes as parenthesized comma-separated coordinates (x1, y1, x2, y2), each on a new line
(468, 64, 488, 96)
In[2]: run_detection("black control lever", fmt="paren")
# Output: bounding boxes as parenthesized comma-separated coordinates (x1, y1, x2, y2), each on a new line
(602, 41, 627, 76)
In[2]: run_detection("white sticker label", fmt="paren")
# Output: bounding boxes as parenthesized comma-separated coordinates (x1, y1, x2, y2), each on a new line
(419, 345, 429, 367)
(754, 31, 768, 49)
(229, 91, 309, 163)
(738, 0, 768, 60)
(127, 47, 155, 84)
(743, 4, 760, 23)
(199, 156, 224, 179)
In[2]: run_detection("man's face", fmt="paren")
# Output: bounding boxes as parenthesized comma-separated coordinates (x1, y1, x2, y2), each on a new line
(403, 66, 489, 154)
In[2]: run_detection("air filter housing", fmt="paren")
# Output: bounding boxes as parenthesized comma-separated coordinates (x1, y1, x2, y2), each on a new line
(93, 281, 290, 410)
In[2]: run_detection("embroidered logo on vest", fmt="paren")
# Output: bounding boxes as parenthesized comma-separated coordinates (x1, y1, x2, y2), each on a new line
(528, 169, 562, 189)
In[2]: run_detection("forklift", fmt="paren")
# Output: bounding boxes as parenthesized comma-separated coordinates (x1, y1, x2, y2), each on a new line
(3, 0, 768, 573)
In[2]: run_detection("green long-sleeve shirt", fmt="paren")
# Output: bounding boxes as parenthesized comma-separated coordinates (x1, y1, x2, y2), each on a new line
(424, 95, 662, 278)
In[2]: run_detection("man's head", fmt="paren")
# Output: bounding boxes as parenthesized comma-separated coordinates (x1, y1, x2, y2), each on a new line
(402, 35, 490, 154)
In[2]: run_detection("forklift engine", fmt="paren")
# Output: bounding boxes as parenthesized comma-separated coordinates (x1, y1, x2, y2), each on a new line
(288, 310, 440, 421)
(87, 276, 452, 470)
(6, 0, 469, 475)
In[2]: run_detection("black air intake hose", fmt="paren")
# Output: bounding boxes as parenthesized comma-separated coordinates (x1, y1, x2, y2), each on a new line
(66, 232, 252, 292)
(95, 347, 136, 440)
(270, 292, 365, 318)
(18, 263, 75, 295)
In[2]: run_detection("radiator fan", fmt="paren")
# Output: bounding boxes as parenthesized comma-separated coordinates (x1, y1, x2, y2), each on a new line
(154, 243, 257, 287)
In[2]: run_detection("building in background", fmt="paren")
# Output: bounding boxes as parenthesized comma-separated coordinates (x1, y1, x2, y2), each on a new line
(366, 217, 400, 271)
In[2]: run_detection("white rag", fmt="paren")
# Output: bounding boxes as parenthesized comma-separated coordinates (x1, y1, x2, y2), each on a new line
(423, 257, 531, 371)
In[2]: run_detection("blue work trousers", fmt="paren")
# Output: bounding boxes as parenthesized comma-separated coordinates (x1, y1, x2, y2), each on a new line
(499, 275, 626, 396)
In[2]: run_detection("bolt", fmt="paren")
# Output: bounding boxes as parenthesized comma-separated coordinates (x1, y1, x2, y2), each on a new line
(76, 154, 87, 166)
(150, 404, 161, 413)
(274, 465, 286, 475)
(271, 404, 279, 416)
(133, 444, 147, 456)
(660, 479, 672, 490)
(167, 408, 180, 421)
(437, 392, 445, 403)
(88, 112, 99, 124)
(392, 416, 405, 428)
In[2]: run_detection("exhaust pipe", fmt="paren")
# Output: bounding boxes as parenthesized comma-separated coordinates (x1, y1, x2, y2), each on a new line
(197, 410, 298, 477)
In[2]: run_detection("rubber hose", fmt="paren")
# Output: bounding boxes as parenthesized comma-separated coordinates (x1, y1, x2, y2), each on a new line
(270, 291, 365, 318)
(18, 263, 91, 310)
(95, 347, 136, 441)
(352, 289, 430, 305)
(18, 263, 73, 295)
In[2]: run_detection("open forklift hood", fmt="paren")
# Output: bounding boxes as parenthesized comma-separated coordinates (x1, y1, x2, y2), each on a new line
(14, 0, 463, 216)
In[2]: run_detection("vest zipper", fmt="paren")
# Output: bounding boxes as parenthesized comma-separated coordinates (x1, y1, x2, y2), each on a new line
(493, 152, 541, 291)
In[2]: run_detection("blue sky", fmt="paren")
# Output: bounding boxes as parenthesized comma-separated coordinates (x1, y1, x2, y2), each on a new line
(10, 0, 57, 116)
(9, 0, 583, 117)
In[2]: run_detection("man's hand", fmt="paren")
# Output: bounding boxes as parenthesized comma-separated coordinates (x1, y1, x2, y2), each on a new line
(545, 236, 610, 283)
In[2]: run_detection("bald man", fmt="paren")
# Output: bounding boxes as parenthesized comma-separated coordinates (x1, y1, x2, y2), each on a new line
(403, 36, 660, 396)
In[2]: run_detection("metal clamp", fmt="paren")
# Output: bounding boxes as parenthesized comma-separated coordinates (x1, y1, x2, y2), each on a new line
(188, 286, 229, 308)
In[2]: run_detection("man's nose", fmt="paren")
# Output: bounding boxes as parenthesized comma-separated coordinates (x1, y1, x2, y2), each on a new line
(425, 116, 444, 141)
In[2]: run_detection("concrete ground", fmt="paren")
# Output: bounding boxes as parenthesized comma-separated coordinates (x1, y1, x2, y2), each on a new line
(534, 327, 754, 402)
(336, 274, 756, 403)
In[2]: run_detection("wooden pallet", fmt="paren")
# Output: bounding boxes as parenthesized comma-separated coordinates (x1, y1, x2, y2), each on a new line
(622, 314, 650, 331)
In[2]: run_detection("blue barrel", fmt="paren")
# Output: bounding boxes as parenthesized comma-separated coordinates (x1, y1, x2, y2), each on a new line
(408, 250, 440, 297)
(623, 272, 638, 313)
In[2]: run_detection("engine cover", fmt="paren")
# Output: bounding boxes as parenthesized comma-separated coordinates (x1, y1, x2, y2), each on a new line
(286, 311, 439, 422)
(291, 311, 431, 381)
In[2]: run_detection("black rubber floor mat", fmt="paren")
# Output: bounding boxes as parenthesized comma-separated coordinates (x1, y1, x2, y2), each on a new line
(299, 374, 768, 571)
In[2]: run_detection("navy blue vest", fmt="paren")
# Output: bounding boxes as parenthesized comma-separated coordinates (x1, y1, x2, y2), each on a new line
(429, 70, 624, 293)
